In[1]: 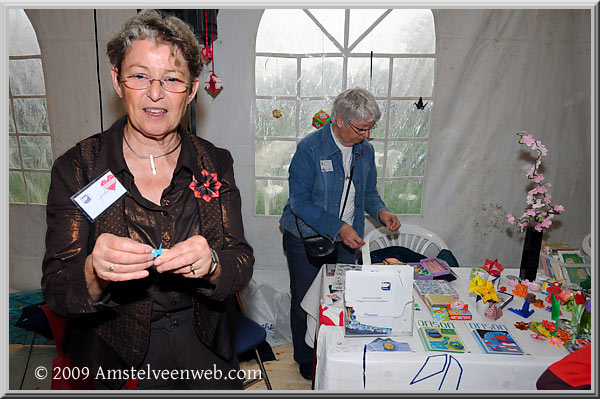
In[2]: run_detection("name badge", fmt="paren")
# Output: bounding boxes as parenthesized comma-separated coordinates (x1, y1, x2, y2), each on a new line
(320, 160, 334, 172)
(70, 169, 127, 222)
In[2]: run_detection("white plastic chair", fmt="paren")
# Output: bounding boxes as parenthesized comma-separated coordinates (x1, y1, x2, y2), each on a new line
(582, 233, 591, 257)
(361, 224, 449, 265)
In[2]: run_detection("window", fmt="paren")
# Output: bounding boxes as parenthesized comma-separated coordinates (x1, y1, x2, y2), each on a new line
(254, 9, 435, 216)
(8, 9, 53, 205)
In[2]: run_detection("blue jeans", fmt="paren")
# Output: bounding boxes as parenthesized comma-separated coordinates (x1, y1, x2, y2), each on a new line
(282, 230, 356, 365)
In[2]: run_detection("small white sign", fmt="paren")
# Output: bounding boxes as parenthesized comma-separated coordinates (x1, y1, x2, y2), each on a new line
(320, 159, 334, 172)
(70, 169, 127, 221)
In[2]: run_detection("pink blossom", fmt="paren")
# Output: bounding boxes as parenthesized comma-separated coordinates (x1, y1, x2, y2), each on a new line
(529, 186, 547, 195)
(521, 135, 536, 147)
(533, 174, 544, 183)
(520, 222, 527, 232)
(507, 214, 515, 224)
(544, 193, 552, 203)
(537, 143, 548, 156)
(540, 217, 552, 229)
(526, 209, 537, 217)
(535, 224, 543, 232)
(553, 204, 564, 212)
(532, 199, 544, 209)
(527, 165, 535, 179)
(526, 195, 534, 205)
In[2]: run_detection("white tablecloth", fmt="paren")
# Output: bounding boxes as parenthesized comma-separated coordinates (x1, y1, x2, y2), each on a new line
(306, 266, 570, 391)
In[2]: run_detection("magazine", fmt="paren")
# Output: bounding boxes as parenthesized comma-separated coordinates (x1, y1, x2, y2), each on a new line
(416, 321, 466, 353)
(468, 323, 524, 355)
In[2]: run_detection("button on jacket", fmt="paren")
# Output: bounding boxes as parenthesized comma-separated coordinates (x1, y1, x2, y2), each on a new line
(279, 121, 388, 240)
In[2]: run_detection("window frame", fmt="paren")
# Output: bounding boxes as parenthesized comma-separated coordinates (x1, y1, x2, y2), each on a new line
(254, 9, 435, 217)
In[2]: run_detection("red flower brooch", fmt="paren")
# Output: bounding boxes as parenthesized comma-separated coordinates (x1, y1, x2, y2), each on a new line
(189, 169, 222, 202)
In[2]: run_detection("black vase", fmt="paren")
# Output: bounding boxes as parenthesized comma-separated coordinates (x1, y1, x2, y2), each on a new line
(519, 226, 543, 281)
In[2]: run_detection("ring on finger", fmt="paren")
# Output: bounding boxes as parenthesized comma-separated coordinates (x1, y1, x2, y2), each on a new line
(190, 265, 195, 275)
(109, 263, 114, 272)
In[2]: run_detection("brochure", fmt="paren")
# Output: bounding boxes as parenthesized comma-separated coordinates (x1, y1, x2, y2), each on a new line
(344, 270, 394, 336)
(468, 323, 525, 355)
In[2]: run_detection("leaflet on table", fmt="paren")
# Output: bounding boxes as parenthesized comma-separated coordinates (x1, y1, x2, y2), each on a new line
(416, 320, 466, 353)
(344, 270, 395, 337)
(467, 322, 525, 355)
(362, 264, 414, 336)
(332, 263, 362, 291)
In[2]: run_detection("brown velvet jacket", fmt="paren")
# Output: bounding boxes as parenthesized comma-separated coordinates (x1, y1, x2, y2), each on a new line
(41, 117, 254, 388)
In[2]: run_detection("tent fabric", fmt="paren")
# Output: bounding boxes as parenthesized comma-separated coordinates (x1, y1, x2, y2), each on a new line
(9, 9, 592, 296)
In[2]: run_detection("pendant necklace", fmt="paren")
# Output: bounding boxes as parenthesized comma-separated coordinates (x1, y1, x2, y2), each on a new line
(123, 134, 182, 175)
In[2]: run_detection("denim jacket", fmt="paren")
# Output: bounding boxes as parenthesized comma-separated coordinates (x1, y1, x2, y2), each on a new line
(279, 121, 388, 241)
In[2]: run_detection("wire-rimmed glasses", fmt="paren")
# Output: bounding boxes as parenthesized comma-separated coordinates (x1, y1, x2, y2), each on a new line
(119, 73, 190, 93)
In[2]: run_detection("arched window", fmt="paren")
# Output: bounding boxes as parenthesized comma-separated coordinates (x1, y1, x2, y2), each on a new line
(254, 9, 435, 216)
(8, 9, 53, 205)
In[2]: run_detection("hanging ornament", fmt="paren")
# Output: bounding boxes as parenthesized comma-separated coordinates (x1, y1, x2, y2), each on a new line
(201, 46, 213, 63)
(203, 9, 222, 98)
(272, 109, 283, 119)
(312, 110, 330, 129)
(205, 72, 223, 97)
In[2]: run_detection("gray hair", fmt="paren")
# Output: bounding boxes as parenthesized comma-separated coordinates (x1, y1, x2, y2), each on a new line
(330, 88, 381, 125)
(106, 9, 203, 79)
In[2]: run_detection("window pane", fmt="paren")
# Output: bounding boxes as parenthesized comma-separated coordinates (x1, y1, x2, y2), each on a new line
(300, 57, 343, 97)
(370, 100, 387, 139)
(255, 180, 289, 216)
(382, 179, 423, 214)
(371, 140, 385, 177)
(20, 136, 53, 170)
(307, 9, 346, 48)
(25, 172, 51, 205)
(256, 99, 296, 137)
(391, 58, 435, 97)
(349, 9, 387, 49)
(353, 9, 435, 54)
(13, 98, 50, 133)
(9, 59, 46, 96)
(255, 56, 297, 96)
(8, 9, 41, 56)
(9, 171, 27, 203)
(255, 140, 296, 177)
(257, 9, 339, 54)
(347, 57, 389, 97)
(389, 100, 432, 138)
(299, 99, 333, 137)
(9, 102, 16, 133)
(385, 141, 427, 177)
(9, 136, 21, 169)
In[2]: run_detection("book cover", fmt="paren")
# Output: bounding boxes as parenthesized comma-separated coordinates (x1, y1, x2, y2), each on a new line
(562, 265, 590, 285)
(344, 270, 394, 336)
(468, 323, 524, 355)
(417, 324, 466, 353)
(558, 250, 585, 264)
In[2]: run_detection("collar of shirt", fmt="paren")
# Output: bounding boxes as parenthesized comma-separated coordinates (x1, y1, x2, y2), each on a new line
(91, 116, 202, 182)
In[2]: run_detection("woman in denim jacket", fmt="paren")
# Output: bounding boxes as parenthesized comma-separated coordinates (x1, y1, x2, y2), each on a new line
(279, 88, 401, 380)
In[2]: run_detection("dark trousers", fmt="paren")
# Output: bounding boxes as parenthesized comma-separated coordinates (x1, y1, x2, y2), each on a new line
(95, 308, 242, 390)
(282, 230, 356, 365)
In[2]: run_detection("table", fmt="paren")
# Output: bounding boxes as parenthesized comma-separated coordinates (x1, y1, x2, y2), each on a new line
(304, 266, 571, 391)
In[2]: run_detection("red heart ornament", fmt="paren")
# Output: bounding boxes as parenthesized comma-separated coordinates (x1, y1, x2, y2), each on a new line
(101, 174, 116, 191)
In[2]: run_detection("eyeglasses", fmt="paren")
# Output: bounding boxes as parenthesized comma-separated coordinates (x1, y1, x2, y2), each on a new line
(119, 73, 190, 93)
(348, 121, 376, 136)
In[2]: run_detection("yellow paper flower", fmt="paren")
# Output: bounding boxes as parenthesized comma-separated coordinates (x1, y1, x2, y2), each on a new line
(470, 275, 498, 302)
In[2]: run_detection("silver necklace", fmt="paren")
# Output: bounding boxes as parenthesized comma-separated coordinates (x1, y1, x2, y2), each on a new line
(123, 134, 182, 175)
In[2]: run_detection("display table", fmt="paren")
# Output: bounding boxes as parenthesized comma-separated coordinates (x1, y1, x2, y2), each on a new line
(303, 266, 570, 391)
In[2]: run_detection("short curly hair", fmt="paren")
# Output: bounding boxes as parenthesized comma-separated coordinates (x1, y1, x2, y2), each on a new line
(107, 9, 203, 79)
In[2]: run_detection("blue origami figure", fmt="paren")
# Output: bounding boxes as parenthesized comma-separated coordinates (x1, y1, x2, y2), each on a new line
(508, 298, 534, 318)
(152, 243, 163, 259)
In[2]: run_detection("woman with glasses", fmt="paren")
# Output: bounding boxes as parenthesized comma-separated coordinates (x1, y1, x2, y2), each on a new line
(42, 10, 253, 389)
(279, 87, 401, 380)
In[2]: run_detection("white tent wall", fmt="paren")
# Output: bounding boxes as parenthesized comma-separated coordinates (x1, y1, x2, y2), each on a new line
(9, 9, 591, 306)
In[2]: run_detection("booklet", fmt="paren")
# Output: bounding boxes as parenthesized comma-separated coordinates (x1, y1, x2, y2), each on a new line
(467, 323, 525, 355)
(344, 270, 394, 336)
(416, 320, 467, 353)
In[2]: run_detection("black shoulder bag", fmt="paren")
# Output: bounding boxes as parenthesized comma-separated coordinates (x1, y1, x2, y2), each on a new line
(294, 165, 354, 258)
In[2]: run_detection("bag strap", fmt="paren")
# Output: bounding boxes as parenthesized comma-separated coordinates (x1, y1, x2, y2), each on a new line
(294, 164, 355, 240)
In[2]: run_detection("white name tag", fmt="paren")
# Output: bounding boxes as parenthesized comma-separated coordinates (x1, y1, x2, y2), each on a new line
(70, 169, 127, 222)
(320, 159, 334, 172)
